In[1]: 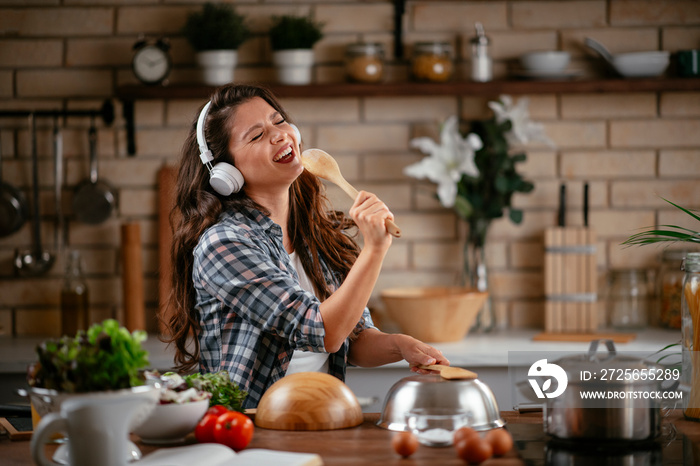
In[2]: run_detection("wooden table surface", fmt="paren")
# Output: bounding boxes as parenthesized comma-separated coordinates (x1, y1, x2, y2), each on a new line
(4, 411, 700, 465)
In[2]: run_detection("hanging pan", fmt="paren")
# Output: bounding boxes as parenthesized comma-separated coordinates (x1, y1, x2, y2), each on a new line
(0, 130, 28, 237)
(72, 122, 115, 224)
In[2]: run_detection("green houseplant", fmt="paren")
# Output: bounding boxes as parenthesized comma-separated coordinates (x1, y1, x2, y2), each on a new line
(182, 2, 251, 85)
(404, 95, 553, 331)
(268, 15, 324, 85)
(623, 198, 700, 420)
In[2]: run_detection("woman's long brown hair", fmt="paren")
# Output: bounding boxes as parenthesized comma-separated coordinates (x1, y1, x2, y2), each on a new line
(162, 84, 360, 373)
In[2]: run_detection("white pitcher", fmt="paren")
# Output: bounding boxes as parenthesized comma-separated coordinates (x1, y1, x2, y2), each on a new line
(31, 385, 159, 466)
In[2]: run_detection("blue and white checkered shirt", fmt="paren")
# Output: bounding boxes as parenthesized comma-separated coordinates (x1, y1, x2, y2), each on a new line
(193, 205, 374, 409)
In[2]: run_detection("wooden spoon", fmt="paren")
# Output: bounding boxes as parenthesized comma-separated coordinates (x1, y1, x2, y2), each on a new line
(418, 364, 478, 380)
(301, 148, 401, 238)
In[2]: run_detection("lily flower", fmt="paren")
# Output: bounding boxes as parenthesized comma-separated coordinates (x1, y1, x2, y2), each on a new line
(488, 95, 555, 148)
(404, 116, 482, 208)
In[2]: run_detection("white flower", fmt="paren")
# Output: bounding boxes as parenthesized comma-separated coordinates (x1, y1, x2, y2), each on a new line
(404, 116, 482, 208)
(488, 95, 555, 148)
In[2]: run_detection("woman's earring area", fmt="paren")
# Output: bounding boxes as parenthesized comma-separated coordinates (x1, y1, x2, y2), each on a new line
(291, 124, 302, 146)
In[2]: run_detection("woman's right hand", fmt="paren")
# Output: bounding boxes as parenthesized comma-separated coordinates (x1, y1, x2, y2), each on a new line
(349, 190, 393, 251)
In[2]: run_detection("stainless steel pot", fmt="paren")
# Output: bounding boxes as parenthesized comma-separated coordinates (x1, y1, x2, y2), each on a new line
(543, 340, 678, 442)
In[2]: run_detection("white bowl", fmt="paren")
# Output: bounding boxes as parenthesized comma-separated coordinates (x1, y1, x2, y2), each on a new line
(612, 51, 670, 77)
(132, 399, 209, 444)
(519, 51, 571, 72)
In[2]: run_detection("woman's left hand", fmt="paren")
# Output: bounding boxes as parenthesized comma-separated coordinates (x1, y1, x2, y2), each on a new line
(394, 335, 450, 374)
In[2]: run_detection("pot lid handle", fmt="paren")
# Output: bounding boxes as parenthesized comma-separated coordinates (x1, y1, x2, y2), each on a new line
(586, 339, 616, 362)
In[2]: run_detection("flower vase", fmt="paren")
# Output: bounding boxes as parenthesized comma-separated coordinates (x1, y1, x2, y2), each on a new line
(462, 219, 495, 332)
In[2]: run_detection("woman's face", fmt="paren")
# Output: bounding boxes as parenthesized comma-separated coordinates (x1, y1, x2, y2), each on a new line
(227, 97, 303, 195)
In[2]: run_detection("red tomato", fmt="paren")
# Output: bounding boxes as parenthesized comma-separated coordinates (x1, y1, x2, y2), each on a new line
(195, 412, 222, 443)
(207, 405, 230, 417)
(213, 411, 254, 451)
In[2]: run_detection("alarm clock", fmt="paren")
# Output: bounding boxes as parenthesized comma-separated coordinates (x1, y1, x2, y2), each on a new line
(132, 37, 171, 85)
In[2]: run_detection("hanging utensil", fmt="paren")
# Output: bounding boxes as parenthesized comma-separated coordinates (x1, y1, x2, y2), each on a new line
(0, 129, 28, 237)
(14, 113, 55, 276)
(53, 116, 64, 254)
(72, 120, 115, 224)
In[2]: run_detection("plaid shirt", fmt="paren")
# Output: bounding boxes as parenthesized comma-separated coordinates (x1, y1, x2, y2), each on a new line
(193, 205, 374, 409)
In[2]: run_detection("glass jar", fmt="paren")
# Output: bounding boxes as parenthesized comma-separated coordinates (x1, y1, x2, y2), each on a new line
(607, 269, 649, 330)
(682, 252, 700, 421)
(470, 22, 492, 82)
(60, 250, 89, 337)
(411, 42, 453, 82)
(657, 249, 686, 329)
(345, 43, 385, 83)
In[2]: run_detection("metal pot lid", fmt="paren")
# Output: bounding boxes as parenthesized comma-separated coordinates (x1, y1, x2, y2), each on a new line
(552, 339, 662, 382)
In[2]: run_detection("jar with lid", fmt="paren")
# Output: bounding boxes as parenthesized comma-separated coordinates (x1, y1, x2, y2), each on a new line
(345, 43, 385, 83)
(657, 249, 686, 329)
(607, 269, 650, 330)
(411, 42, 453, 82)
(682, 252, 700, 421)
(60, 250, 89, 336)
(470, 22, 492, 82)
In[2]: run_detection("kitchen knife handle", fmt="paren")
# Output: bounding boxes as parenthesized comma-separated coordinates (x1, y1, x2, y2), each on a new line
(557, 184, 566, 227)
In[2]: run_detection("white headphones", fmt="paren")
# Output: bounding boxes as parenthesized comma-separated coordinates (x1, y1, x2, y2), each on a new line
(196, 101, 302, 196)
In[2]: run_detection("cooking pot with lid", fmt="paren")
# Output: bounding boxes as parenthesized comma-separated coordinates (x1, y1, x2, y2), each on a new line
(543, 340, 680, 442)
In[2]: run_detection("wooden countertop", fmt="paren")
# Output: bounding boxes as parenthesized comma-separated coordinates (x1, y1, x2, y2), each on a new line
(4, 411, 700, 465)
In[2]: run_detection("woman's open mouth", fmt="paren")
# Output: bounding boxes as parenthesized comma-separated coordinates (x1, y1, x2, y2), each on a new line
(273, 146, 294, 164)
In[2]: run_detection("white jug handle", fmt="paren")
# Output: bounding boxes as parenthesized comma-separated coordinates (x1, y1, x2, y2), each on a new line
(30, 413, 67, 466)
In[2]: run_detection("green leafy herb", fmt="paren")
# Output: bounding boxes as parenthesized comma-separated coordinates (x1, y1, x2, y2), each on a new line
(269, 15, 324, 51)
(27, 319, 150, 393)
(182, 2, 250, 51)
(181, 371, 247, 412)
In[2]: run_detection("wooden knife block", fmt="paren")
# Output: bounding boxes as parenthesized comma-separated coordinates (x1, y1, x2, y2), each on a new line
(544, 227, 598, 332)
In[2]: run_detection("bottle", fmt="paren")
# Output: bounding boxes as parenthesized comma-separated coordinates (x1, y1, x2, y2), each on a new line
(656, 249, 686, 329)
(470, 22, 492, 82)
(345, 43, 385, 83)
(682, 252, 700, 421)
(60, 250, 89, 336)
(607, 269, 649, 330)
(411, 42, 453, 82)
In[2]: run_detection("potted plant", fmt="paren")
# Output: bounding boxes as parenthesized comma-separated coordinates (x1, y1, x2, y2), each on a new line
(182, 2, 250, 85)
(268, 14, 324, 85)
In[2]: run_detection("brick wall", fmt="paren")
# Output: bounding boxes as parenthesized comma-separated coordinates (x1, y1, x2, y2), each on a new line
(0, 0, 699, 337)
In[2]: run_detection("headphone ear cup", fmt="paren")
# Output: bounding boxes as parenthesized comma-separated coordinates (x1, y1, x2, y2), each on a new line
(210, 162, 244, 196)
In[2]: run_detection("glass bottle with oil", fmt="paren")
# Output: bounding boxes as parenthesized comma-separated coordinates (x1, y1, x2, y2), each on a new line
(60, 249, 89, 336)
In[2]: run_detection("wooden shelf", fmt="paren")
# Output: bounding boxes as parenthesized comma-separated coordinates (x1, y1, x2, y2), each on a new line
(116, 77, 700, 155)
(117, 77, 700, 101)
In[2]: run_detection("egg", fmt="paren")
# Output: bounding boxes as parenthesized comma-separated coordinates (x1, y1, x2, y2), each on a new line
(455, 435, 493, 464)
(453, 426, 479, 446)
(392, 431, 419, 458)
(485, 428, 513, 456)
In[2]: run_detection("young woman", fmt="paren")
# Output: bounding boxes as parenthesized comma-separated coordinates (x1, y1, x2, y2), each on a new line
(165, 84, 448, 408)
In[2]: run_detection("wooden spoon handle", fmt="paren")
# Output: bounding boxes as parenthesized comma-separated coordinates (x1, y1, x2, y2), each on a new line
(337, 178, 401, 238)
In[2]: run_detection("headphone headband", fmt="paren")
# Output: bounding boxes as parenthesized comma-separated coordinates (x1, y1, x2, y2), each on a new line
(196, 101, 213, 164)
